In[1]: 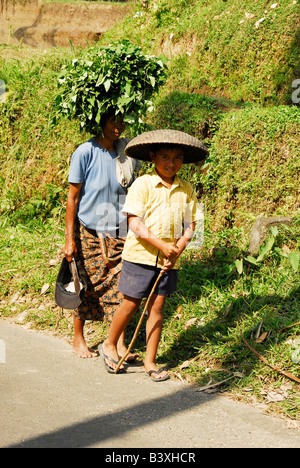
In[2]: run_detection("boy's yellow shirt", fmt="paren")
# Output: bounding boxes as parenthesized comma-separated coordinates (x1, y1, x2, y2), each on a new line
(122, 169, 198, 269)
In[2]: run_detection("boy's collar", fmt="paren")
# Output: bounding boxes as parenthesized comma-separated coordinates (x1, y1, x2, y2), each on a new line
(152, 168, 182, 188)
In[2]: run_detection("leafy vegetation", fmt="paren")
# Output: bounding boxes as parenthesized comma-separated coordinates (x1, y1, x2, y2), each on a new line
(56, 40, 167, 134)
(0, 0, 300, 422)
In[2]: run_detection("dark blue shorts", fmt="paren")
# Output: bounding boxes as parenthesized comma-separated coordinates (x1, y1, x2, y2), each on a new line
(118, 260, 178, 299)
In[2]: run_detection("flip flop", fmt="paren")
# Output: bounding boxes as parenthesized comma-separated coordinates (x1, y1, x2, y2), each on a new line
(147, 368, 170, 382)
(99, 344, 126, 374)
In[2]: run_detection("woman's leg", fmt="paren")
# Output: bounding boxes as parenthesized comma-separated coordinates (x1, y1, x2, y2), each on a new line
(73, 317, 98, 358)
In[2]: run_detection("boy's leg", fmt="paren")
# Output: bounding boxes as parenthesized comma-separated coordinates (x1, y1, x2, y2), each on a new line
(144, 294, 169, 380)
(103, 295, 141, 370)
(117, 332, 140, 362)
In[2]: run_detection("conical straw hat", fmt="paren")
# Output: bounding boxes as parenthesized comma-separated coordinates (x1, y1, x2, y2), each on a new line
(125, 129, 208, 163)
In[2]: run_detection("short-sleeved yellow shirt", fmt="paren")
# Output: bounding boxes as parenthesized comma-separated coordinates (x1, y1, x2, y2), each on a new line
(121, 169, 198, 269)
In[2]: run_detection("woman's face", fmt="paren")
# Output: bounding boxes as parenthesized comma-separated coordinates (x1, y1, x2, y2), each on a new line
(102, 115, 126, 141)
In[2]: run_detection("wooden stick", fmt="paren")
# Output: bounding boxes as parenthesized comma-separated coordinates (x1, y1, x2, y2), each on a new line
(237, 324, 300, 384)
(114, 270, 164, 374)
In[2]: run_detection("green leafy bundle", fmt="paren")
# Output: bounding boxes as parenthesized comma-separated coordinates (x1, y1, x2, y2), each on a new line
(55, 40, 168, 135)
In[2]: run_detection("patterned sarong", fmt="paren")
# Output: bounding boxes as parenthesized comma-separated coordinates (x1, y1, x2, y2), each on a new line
(73, 221, 124, 322)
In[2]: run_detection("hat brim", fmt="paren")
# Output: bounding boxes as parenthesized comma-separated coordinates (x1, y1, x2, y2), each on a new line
(125, 129, 209, 164)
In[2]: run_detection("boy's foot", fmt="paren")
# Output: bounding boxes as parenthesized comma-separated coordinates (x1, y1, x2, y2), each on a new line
(145, 365, 170, 382)
(118, 351, 140, 363)
(100, 342, 126, 373)
(117, 342, 140, 363)
(73, 337, 98, 359)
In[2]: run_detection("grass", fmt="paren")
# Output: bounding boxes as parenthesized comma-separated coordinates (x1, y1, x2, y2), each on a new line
(201, 105, 300, 231)
(104, 0, 300, 105)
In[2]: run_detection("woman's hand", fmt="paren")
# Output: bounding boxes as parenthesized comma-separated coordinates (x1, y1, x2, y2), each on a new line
(63, 235, 77, 263)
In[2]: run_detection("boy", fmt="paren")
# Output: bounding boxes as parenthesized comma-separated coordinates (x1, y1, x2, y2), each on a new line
(101, 129, 208, 381)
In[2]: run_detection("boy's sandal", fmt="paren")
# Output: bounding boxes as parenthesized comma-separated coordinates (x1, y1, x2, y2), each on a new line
(147, 368, 170, 382)
(99, 344, 126, 374)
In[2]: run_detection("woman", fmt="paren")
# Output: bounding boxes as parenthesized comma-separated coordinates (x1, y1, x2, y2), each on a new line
(63, 108, 141, 358)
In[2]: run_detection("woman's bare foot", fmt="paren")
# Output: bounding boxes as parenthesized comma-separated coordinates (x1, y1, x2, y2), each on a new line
(73, 336, 98, 359)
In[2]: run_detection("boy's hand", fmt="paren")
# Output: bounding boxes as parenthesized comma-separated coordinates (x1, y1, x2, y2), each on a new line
(161, 242, 179, 261)
(160, 241, 179, 271)
(162, 256, 177, 272)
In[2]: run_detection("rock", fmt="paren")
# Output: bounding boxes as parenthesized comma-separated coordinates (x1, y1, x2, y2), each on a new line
(249, 216, 293, 255)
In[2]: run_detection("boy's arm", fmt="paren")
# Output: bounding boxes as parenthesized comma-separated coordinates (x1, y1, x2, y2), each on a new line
(128, 215, 180, 260)
(163, 222, 196, 271)
(176, 221, 195, 255)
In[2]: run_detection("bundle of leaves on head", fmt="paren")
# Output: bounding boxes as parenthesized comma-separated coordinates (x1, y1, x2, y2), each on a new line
(56, 40, 168, 135)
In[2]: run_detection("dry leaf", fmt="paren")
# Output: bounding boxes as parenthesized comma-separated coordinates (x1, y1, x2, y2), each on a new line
(179, 360, 191, 370)
(49, 259, 59, 266)
(261, 385, 290, 404)
(174, 372, 186, 383)
(41, 283, 50, 295)
(184, 317, 198, 330)
(255, 17, 265, 28)
(265, 390, 288, 404)
(255, 331, 269, 343)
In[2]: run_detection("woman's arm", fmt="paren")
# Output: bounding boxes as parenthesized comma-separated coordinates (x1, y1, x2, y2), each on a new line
(63, 183, 82, 262)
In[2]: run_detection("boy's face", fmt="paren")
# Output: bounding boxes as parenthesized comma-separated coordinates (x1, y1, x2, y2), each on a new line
(150, 147, 184, 182)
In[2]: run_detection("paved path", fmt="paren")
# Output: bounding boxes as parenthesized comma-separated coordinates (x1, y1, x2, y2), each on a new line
(0, 320, 299, 449)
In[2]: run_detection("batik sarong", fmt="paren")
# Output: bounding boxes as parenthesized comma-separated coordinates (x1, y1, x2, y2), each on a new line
(73, 220, 124, 322)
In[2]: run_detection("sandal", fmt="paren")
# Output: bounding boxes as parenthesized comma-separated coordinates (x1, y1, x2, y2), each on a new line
(147, 368, 170, 382)
(99, 344, 126, 374)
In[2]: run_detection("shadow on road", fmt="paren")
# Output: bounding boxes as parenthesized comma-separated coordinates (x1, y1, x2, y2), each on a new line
(6, 385, 213, 448)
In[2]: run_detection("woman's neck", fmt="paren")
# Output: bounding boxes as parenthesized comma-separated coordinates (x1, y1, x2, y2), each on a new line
(95, 135, 115, 152)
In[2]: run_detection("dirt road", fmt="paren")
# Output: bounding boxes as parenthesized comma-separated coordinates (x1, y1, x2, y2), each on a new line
(1, 320, 299, 449)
